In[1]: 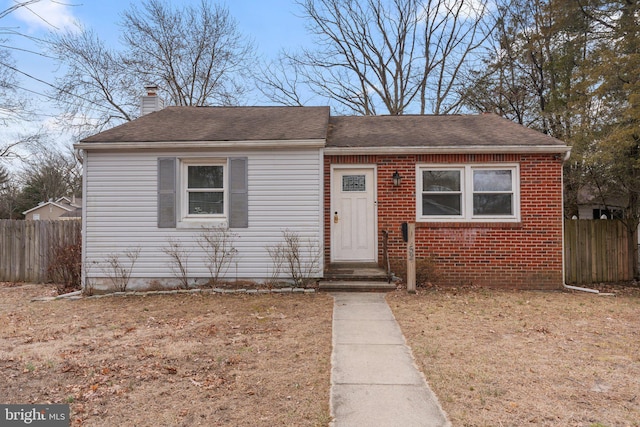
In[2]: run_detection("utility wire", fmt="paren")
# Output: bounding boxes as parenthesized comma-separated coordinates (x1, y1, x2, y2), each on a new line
(12, 84, 104, 121)
(0, 59, 116, 115)
(0, 43, 56, 59)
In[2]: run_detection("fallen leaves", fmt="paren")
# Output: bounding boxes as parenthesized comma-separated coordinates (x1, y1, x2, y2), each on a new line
(0, 287, 333, 426)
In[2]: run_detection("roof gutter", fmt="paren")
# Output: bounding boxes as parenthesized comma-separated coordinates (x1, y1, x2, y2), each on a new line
(324, 145, 571, 155)
(74, 139, 326, 151)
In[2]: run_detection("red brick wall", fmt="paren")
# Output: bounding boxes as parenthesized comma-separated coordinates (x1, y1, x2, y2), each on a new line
(324, 153, 565, 289)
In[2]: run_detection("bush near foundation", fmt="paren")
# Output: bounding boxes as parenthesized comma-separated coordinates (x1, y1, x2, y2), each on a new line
(390, 257, 439, 287)
(47, 235, 82, 294)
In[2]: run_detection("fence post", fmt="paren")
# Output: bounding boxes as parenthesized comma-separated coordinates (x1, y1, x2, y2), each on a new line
(407, 222, 416, 293)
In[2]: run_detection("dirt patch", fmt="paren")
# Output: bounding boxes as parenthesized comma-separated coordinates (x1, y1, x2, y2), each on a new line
(0, 283, 333, 426)
(388, 287, 640, 426)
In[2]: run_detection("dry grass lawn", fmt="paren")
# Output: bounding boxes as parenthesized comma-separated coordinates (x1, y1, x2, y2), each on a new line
(0, 284, 333, 426)
(3, 283, 639, 427)
(389, 287, 640, 427)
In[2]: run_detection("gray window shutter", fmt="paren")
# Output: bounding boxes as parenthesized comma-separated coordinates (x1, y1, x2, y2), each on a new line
(157, 157, 176, 228)
(229, 157, 248, 228)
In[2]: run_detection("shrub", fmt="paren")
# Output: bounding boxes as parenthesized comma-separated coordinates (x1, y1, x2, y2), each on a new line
(47, 235, 82, 295)
(101, 247, 141, 292)
(197, 225, 238, 286)
(266, 229, 322, 287)
(390, 256, 439, 288)
(163, 238, 191, 289)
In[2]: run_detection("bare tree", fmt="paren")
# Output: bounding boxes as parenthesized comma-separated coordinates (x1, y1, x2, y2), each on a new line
(259, 0, 496, 115)
(0, 164, 7, 185)
(0, 0, 41, 120)
(50, 0, 254, 135)
(0, 46, 27, 126)
(0, 1, 47, 157)
(122, 0, 253, 106)
(48, 28, 137, 134)
(418, 0, 497, 114)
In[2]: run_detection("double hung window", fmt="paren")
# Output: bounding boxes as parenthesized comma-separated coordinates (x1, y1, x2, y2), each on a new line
(418, 165, 519, 221)
(183, 161, 226, 219)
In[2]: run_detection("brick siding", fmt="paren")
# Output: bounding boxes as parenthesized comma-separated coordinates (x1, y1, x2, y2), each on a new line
(325, 153, 564, 289)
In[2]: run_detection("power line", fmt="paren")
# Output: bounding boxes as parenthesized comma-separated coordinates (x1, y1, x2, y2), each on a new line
(0, 43, 56, 59)
(0, 59, 117, 115)
(12, 84, 108, 122)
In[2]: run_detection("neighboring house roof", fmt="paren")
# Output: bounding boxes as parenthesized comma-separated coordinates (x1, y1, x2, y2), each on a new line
(60, 207, 82, 218)
(577, 185, 627, 209)
(55, 196, 82, 208)
(22, 196, 82, 217)
(22, 201, 74, 216)
(327, 113, 569, 153)
(80, 106, 331, 143)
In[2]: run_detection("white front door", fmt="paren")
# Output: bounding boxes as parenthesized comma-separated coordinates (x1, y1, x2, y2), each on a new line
(331, 167, 377, 262)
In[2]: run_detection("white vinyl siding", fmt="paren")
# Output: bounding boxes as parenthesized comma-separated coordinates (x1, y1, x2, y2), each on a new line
(83, 148, 323, 288)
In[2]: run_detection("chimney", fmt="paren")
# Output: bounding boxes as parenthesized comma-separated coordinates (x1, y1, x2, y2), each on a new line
(140, 84, 164, 116)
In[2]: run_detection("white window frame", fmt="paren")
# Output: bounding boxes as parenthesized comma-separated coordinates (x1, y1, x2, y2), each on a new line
(416, 164, 520, 222)
(179, 158, 227, 224)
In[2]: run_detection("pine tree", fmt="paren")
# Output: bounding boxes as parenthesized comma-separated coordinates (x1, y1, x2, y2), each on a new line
(584, 0, 640, 277)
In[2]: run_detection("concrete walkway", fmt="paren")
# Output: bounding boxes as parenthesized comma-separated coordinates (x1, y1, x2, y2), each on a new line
(330, 292, 451, 427)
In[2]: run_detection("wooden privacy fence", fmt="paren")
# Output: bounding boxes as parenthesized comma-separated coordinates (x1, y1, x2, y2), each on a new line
(0, 220, 82, 283)
(564, 219, 634, 284)
(0, 218, 635, 285)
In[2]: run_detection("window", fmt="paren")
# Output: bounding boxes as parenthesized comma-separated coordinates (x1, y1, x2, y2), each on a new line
(472, 169, 513, 216)
(592, 208, 623, 220)
(158, 157, 248, 229)
(342, 174, 366, 192)
(181, 160, 226, 220)
(421, 169, 463, 216)
(418, 165, 519, 221)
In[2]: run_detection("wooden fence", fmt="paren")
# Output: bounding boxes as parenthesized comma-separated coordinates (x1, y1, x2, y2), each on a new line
(564, 219, 635, 284)
(0, 218, 635, 285)
(0, 220, 82, 283)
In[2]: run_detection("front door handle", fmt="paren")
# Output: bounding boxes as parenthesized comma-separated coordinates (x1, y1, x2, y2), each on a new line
(334, 212, 339, 223)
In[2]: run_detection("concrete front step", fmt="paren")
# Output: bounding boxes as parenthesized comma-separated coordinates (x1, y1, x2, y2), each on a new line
(324, 263, 389, 282)
(319, 280, 397, 292)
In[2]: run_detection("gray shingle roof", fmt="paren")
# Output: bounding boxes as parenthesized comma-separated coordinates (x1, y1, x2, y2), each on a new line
(327, 114, 566, 148)
(79, 106, 567, 151)
(81, 106, 330, 143)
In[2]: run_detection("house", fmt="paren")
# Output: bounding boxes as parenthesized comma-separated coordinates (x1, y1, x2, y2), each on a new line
(75, 101, 570, 292)
(575, 185, 625, 220)
(325, 114, 569, 289)
(574, 185, 639, 245)
(22, 196, 82, 220)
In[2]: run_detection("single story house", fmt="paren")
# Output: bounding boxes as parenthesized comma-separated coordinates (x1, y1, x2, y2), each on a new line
(23, 196, 82, 220)
(75, 100, 570, 292)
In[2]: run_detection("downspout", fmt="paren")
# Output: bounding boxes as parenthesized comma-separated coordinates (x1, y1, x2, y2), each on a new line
(564, 284, 600, 294)
(561, 148, 573, 292)
(74, 148, 84, 164)
(76, 148, 87, 292)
